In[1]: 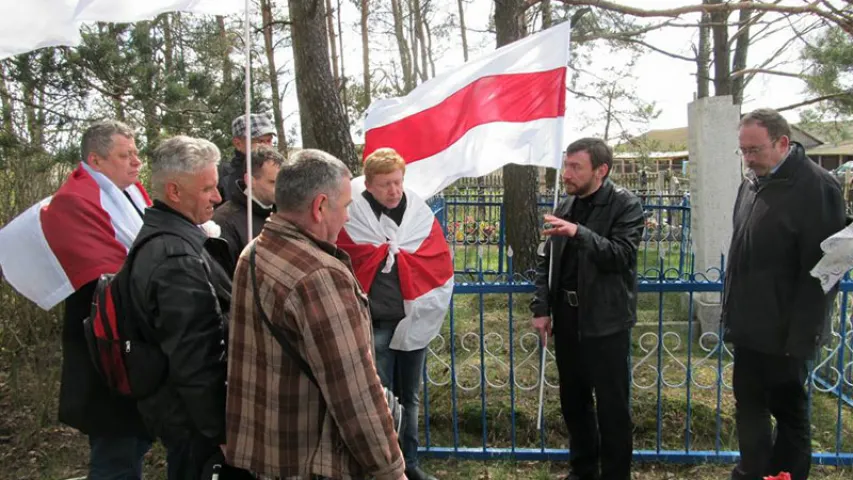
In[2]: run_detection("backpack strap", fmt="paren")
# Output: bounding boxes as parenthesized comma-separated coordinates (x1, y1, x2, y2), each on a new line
(249, 242, 318, 386)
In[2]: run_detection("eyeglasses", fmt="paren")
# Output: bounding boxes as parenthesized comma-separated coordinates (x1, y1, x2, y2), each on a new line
(736, 139, 779, 157)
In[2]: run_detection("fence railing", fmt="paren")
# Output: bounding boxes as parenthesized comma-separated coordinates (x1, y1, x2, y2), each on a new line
(429, 192, 693, 278)
(416, 257, 853, 465)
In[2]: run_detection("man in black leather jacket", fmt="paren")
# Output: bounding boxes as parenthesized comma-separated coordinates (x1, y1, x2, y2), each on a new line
(126, 135, 232, 480)
(724, 109, 845, 480)
(531, 138, 644, 480)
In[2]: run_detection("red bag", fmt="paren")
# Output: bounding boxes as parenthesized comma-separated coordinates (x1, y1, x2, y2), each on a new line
(764, 472, 791, 480)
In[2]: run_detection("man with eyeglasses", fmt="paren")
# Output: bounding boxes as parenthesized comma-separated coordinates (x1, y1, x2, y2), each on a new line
(723, 108, 845, 480)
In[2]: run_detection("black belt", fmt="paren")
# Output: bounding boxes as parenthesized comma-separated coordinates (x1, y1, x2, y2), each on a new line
(562, 289, 579, 307)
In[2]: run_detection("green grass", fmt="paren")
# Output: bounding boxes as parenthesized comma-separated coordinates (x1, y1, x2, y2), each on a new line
(1, 292, 850, 479)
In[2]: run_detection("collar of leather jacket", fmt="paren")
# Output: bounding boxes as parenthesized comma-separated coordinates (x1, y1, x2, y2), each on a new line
(138, 201, 209, 252)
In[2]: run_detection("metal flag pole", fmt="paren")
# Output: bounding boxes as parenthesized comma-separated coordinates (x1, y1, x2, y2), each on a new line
(244, 0, 253, 238)
(537, 171, 562, 431)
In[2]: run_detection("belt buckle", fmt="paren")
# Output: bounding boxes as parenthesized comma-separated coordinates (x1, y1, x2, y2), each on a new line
(565, 290, 579, 307)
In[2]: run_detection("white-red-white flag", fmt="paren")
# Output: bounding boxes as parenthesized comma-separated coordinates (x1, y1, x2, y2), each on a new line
(362, 21, 571, 199)
(0, 164, 151, 310)
(337, 179, 454, 351)
(0, 0, 244, 60)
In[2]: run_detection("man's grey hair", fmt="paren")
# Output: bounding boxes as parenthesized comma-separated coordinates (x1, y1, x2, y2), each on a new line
(275, 149, 351, 213)
(150, 135, 221, 199)
(81, 120, 134, 163)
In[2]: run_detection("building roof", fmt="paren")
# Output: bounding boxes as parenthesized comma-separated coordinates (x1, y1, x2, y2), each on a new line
(807, 141, 853, 156)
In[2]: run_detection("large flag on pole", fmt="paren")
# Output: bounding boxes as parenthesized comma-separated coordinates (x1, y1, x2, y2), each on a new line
(362, 21, 571, 199)
(0, 0, 244, 60)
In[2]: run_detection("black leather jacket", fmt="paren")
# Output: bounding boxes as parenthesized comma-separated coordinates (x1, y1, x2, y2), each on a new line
(126, 202, 232, 444)
(530, 180, 645, 338)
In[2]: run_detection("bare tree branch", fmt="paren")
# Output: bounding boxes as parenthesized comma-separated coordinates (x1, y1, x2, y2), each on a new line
(730, 67, 805, 79)
(775, 90, 853, 112)
(540, 1, 853, 36)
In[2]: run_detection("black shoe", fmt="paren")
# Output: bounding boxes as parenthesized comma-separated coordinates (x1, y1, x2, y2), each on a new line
(406, 466, 438, 480)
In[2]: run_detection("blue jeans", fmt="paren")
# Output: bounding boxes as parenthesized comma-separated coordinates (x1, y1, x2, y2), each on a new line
(88, 434, 151, 480)
(373, 326, 427, 470)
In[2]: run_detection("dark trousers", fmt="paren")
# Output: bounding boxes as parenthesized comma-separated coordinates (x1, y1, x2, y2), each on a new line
(88, 434, 151, 480)
(163, 434, 219, 480)
(731, 347, 811, 480)
(554, 315, 632, 480)
(374, 326, 428, 470)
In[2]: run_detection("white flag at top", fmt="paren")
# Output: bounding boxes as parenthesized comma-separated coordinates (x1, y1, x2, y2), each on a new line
(0, 0, 244, 60)
(363, 21, 572, 199)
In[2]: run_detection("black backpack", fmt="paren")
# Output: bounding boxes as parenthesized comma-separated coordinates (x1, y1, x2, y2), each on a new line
(82, 234, 168, 399)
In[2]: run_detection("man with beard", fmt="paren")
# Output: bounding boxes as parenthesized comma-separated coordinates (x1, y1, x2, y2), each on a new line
(530, 137, 644, 480)
(217, 113, 276, 205)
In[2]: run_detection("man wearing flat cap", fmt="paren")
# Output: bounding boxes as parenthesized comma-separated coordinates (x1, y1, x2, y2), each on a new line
(218, 113, 277, 206)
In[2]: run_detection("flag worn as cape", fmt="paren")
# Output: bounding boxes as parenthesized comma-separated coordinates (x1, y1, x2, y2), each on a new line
(0, 163, 151, 310)
(337, 178, 453, 351)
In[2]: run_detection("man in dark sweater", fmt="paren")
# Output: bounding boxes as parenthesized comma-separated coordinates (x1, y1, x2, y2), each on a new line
(724, 109, 845, 480)
(217, 113, 276, 205)
(212, 146, 283, 274)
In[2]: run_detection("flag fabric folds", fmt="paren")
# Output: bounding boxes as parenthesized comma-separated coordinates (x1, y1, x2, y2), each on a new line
(0, 163, 151, 310)
(0, 0, 244, 60)
(337, 178, 454, 351)
(362, 21, 571, 199)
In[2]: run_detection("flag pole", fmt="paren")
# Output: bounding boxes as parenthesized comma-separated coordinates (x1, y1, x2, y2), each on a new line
(538, 20, 571, 432)
(244, 0, 253, 238)
(537, 171, 561, 431)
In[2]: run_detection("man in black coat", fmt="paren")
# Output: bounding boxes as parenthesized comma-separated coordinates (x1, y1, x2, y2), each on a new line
(531, 138, 644, 480)
(724, 109, 845, 480)
(212, 145, 283, 274)
(126, 135, 232, 480)
(217, 113, 276, 205)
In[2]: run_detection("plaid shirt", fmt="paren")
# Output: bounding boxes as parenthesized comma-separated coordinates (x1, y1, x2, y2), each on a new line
(225, 215, 404, 480)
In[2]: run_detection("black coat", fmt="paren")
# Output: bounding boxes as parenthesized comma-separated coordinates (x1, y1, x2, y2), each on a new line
(211, 180, 273, 275)
(126, 202, 232, 444)
(530, 180, 645, 338)
(216, 151, 245, 207)
(723, 143, 845, 359)
(58, 281, 150, 437)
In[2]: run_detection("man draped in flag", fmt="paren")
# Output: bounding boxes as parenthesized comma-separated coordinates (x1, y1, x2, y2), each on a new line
(0, 120, 152, 478)
(337, 148, 453, 480)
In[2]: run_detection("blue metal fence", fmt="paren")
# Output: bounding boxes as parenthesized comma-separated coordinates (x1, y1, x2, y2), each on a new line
(429, 192, 693, 279)
(419, 195, 853, 466)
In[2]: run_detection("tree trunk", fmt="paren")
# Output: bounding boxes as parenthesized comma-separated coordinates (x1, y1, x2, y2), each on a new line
(731, 1, 752, 105)
(408, 0, 421, 86)
(162, 14, 174, 72)
(413, 0, 429, 83)
(495, 0, 540, 274)
(324, 0, 339, 86)
(696, 6, 711, 99)
(261, 0, 287, 148)
(457, 0, 469, 62)
(337, 0, 348, 123)
(391, 0, 414, 93)
(0, 64, 15, 137)
(216, 15, 233, 86)
(289, 0, 359, 172)
(709, 1, 732, 97)
(361, 0, 371, 106)
(423, 11, 436, 78)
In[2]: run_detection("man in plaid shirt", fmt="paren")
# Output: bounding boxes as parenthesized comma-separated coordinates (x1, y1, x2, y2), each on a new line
(225, 149, 405, 480)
